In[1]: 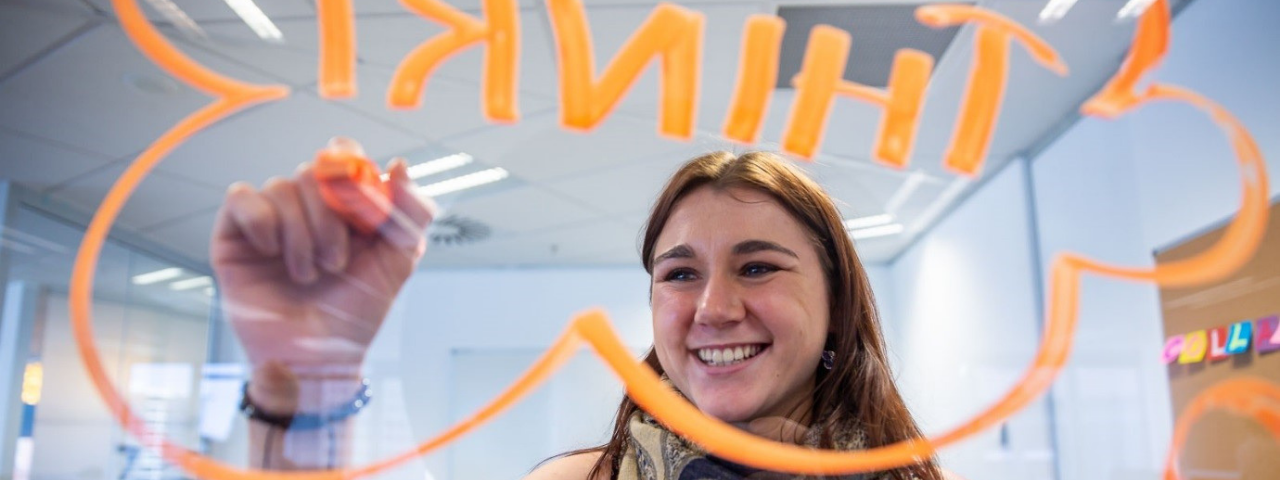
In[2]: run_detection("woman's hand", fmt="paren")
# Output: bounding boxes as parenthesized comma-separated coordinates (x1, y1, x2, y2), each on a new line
(211, 137, 435, 391)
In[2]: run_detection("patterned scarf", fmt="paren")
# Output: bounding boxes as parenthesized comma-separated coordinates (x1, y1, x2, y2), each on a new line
(616, 409, 877, 480)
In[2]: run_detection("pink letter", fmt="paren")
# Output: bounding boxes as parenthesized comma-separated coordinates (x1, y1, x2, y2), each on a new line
(1256, 315, 1280, 353)
(1162, 335, 1184, 364)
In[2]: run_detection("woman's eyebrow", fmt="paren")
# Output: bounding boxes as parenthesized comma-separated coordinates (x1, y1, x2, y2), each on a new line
(733, 240, 798, 258)
(653, 244, 695, 264)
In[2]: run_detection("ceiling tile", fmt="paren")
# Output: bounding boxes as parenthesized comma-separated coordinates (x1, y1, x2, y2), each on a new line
(86, 0, 314, 22)
(0, 24, 282, 159)
(543, 152, 687, 216)
(139, 207, 217, 262)
(441, 114, 700, 183)
(0, 3, 96, 77)
(154, 91, 428, 188)
(45, 160, 225, 231)
(438, 218, 638, 267)
(0, 129, 116, 190)
(441, 185, 603, 236)
(329, 65, 555, 142)
(354, 8, 558, 99)
(352, 0, 538, 15)
(0, 0, 96, 16)
(178, 16, 324, 87)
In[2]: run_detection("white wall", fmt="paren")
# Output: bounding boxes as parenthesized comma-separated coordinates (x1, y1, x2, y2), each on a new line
(887, 160, 1056, 479)
(369, 267, 653, 480)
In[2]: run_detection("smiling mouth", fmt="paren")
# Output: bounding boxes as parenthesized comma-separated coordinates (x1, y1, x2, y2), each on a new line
(695, 344, 768, 367)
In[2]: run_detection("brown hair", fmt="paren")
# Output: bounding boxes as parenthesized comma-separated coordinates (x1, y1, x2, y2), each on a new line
(572, 151, 940, 480)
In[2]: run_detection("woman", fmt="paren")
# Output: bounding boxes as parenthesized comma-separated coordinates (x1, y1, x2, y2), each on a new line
(213, 138, 942, 479)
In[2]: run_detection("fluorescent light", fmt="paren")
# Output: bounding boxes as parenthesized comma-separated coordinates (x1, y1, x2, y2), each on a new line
(144, 0, 207, 40)
(408, 153, 473, 179)
(418, 168, 510, 197)
(223, 0, 284, 42)
(850, 224, 905, 240)
(132, 268, 184, 285)
(1117, 0, 1157, 19)
(844, 214, 894, 230)
(1039, 0, 1078, 23)
(170, 276, 213, 291)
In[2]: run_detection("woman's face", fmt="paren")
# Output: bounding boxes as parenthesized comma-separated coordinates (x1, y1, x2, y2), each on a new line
(650, 186, 830, 425)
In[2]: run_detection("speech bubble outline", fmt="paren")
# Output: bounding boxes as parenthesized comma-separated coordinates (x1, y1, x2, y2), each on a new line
(66, 0, 1272, 478)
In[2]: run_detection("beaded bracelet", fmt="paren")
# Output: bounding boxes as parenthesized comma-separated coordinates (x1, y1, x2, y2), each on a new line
(239, 379, 372, 430)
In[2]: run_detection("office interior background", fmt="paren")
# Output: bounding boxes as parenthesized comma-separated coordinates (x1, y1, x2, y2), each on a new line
(0, 0, 1278, 479)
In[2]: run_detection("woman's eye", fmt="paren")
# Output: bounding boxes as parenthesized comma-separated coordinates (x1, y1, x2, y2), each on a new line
(741, 263, 778, 277)
(662, 268, 696, 282)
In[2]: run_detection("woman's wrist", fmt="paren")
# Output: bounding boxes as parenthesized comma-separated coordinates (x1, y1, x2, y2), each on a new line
(248, 361, 365, 416)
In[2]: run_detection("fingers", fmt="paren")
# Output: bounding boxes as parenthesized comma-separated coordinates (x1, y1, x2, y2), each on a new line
(215, 182, 282, 257)
(295, 164, 351, 273)
(380, 157, 438, 255)
(261, 177, 319, 284)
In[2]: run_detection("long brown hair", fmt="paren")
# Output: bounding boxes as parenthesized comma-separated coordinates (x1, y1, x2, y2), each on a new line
(573, 151, 940, 480)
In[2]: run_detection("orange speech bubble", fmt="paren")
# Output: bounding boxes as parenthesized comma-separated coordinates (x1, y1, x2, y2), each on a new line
(69, 0, 1272, 477)
(1162, 378, 1280, 480)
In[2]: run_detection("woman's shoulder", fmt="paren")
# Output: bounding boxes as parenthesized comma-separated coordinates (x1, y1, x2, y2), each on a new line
(524, 451, 607, 480)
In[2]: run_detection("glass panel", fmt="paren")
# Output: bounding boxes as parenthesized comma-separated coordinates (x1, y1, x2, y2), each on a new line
(2, 207, 212, 480)
(2, 1, 1276, 479)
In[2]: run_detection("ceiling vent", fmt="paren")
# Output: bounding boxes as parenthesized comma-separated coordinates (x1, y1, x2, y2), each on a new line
(775, 3, 968, 88)
(429, 215, 492, 246)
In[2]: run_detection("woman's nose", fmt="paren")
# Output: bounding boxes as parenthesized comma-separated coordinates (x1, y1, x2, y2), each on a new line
(694, 275, 745, 327)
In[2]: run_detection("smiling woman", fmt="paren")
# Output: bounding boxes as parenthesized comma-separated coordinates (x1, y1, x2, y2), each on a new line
(216, 147, 941, 479)
(534, 151, 943, 480)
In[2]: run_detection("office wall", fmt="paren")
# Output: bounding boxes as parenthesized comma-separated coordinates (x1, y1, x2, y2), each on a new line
(887, 160, 1056, 479)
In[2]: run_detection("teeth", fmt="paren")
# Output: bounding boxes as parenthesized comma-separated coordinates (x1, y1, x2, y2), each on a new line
(696, 345, 763, 367)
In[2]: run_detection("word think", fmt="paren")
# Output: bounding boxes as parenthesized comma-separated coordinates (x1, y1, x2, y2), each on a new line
(310, 0, 1068, 176)
(1163, 315, 1280, 365)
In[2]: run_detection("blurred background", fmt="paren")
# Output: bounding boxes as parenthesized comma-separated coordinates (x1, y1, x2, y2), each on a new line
(0, 0, 1277, 479)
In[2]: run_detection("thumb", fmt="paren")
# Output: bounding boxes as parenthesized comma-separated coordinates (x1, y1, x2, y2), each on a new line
(326, 136, 366, 156)
(380, 157, 437, 255)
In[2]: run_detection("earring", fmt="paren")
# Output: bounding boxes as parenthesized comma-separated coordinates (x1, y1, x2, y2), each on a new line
(821, 350, 835, 370)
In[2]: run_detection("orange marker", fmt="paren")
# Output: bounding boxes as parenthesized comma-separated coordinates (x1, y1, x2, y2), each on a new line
(312, 148, 393, 235)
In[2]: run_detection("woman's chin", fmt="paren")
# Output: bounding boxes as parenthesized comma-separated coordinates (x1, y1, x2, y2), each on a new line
(692, 398, 761, 424)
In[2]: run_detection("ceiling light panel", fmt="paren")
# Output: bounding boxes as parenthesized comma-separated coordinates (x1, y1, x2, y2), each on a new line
(1039, 0, 1079, 24)
(407, 153, 473, 180)
(132, 267, 184, 285)
(851, 223, 905, 240)
(1117, 0, 1158, 19)
(418, 168, 510, 197)
(223, 0, 283, 42)
(169, 276, 212, 291)
(844, 214, 894, 230)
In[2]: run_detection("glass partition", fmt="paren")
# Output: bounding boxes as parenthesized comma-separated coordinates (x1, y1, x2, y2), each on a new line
(1, 0, 1277, 479)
